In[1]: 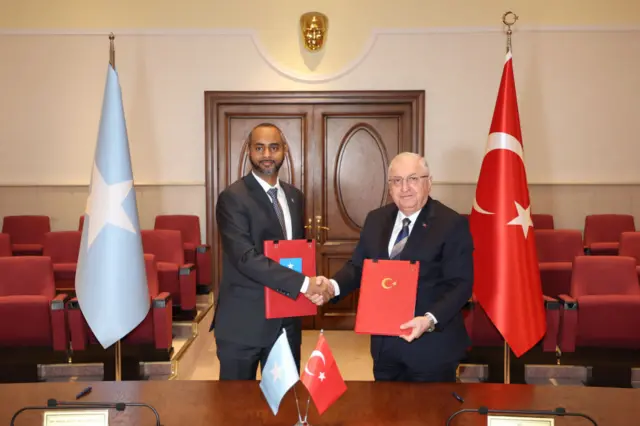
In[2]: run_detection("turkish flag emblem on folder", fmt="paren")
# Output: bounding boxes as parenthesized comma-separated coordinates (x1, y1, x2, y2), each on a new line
(355, 259, 419, 336)
(263, 239, 318, 319)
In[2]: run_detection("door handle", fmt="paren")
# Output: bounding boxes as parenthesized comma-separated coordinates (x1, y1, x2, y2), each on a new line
(315, 215, 329, 242)
(304, 217, 313, 239)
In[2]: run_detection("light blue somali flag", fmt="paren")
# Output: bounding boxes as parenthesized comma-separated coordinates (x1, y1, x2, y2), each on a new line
(259, 330, 300, 415)
(75, 63, 149, 349)
(280, 257, 302, 273)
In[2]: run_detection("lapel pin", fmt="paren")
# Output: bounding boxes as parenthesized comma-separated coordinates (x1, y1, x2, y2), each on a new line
(422, 223, 427, 228)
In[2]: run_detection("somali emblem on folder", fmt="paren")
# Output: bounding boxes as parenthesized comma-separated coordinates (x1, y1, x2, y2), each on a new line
(381, 277, 397, 289)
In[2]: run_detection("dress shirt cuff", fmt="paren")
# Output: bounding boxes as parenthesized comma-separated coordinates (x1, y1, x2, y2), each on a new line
(300, 277, 309, 294)
(425, 312, 437, 324)
(330, 279, 341, 296)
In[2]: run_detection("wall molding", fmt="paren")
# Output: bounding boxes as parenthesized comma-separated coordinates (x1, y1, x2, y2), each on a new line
(1, 26, 639, 83)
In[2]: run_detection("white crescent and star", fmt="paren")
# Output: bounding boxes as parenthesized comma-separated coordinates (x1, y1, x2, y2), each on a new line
(304, 350, 326, 381)
(84, 163, 136, 248)
(472, 132, 533, 239)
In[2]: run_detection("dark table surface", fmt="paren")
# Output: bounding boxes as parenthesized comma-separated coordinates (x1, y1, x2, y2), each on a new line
(2, 380, 638, 425)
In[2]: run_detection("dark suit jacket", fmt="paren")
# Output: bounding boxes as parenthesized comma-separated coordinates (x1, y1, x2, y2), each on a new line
(211, 173, 307, 347)
(333, 197, 474, 365)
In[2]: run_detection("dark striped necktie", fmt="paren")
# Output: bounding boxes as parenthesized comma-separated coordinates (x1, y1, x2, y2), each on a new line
(390, 218, 411, 259)
(267, 188, 287, 239)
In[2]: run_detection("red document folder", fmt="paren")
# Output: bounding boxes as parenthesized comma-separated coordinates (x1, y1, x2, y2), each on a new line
(263, 239, 318, 319)
(355, 259, 419, 336)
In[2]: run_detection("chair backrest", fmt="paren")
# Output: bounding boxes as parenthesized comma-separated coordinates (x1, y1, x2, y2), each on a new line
(535, 229, 583, 263)
(584, 214, 635, 245)
(141, 230, 185, 265)
(43, 231, 82, 263)
(570, 256, 640, 297)
(0, 233, 12, 257)
(144, 253, 160, 297)
(532, 214, 554, 229)
(154, 215, 202, 245)
(1, 215, 51, 244)
(618, 232, 640, 264)
(0, 256, 56, 298)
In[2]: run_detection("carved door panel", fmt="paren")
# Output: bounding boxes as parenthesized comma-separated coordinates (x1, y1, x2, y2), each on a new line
(310, 103, 422, 329)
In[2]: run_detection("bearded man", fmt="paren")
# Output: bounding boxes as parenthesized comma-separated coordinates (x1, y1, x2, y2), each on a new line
(211, 123, 334, 380)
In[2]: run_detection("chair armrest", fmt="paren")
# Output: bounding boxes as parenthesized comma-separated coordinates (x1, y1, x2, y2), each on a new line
(179, 263, 196, 275)
(196, 244, 210, 254)
(67, 297, 88, 351)
(543, 295, 561, 310)
(557, 294, 578, 353)
(51, 294, 69, 352)
(178, 265, 197, 310)
(558, 294, 578, 310)
(152, 292, 173, 350)
(542, 295, 560, 352)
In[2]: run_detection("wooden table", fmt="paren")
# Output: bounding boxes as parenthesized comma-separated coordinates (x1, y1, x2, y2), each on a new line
(2, 380, 638, 425)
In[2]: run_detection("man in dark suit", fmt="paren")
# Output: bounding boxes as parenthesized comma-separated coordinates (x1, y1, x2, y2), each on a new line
(212, 123, 334, 381)
(314, 152, 473, 382)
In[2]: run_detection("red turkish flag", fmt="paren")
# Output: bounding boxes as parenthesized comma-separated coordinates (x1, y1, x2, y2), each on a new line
(469, 50, 546, 358)
(300, 333, 347, 415)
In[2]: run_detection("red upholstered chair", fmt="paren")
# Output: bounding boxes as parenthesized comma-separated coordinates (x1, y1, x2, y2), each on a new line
(0, 233, 12, 257)
(532, 214, 554, 229)
(535, 229, 584, 298)
(154, 215, 212, 291)
(462, 294, 560, 384)
(67, 254, 173, 378)
(583, 214, 635, 255)
(0, 257, 68, 366)
(558, 256, 640, 387)
(78, 215, 84, 231)
(43, 231, 81, 291)
(618, 232, 640, 279)
(1, 215, 51, 256)
(68, 253, 172, 351)
(141, 229, 196, 317)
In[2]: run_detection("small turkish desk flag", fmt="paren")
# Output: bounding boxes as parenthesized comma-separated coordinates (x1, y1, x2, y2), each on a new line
(300, 333, 347, 415)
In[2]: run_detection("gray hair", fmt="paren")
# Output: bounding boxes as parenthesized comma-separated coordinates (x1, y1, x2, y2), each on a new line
(388, 152, 430, 175)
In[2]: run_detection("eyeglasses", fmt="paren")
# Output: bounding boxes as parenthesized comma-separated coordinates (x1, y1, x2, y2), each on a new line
(388, 175, 430, 187)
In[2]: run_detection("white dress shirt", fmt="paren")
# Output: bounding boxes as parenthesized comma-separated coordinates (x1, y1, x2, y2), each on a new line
(387, 208, 437, 325)
(252, 171, 292, 240)
(252, 171, 317, 295)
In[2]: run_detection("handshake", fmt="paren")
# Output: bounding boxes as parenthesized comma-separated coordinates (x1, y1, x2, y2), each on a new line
(304, 276, 335, 306)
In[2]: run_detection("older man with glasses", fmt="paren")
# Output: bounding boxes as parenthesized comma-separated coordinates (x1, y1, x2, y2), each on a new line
(312, 152, 474, 383)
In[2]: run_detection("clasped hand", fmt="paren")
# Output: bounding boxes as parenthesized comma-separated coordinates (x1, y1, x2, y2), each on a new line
(304, 276, 335, 306)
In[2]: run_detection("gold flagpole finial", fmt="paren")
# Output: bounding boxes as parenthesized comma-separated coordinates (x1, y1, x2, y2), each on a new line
(502, 11, 519, 53)
(109, 32, 116, 69)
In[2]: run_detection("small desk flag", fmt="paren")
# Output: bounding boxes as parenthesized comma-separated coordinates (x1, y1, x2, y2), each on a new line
(259, 330, 300, 415)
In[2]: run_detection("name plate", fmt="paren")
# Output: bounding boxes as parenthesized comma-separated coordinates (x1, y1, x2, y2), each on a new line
(43, 410, 109, 425)
(488, 415, 554, 426)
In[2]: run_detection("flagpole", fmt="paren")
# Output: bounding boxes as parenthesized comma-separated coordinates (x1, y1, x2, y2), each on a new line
(108, 31, 123, 382)
(301, 329, 323, 424)
(500, 11, 518, 385)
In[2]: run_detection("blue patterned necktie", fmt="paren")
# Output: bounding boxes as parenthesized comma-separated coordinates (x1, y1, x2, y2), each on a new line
(390, 218, 411, 259)
(267, 188, 287, 239)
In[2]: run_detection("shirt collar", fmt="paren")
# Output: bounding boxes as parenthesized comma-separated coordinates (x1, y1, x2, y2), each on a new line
(397, 208, 422, 225)
(252, 170, 282, 193)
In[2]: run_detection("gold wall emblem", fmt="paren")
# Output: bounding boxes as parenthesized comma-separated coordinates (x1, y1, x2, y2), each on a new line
(300, 12, 328, 52)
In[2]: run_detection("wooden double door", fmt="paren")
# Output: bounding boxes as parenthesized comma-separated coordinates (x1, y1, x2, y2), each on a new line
(204, 91, 425, 329)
